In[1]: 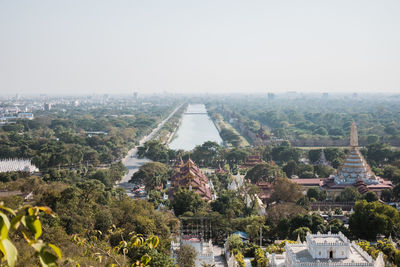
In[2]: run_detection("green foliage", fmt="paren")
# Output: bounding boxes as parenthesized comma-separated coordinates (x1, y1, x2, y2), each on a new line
(130, 162, 169, 191)
(380, 189, 393, 202)
(314, 165, 334, 178)
(231, 216, 267, 242)
(349, 200, 400, 240)
(146, 248, 175, 267)
(365, 143, 392, 167)
(324, 147, 345, 162)
(269, 211, 331, 240)
(306, 187, 327, 201)
(211, 190, 245, 219)
(191, 141, 222, 166)
(308, 150, 322, 163)
(234, 250, 245, 267)
(4, 175, 179, 265)
(383, 165, 400, 184)
(291, 227, 311, 242)
(367, 135, 379, 144)
(335, 187, 361, 202)
(245, 163, 286, 184)
(264, 240, 297, 255)
(226, 234, 243, 252)
(147, 190, 164, 208)
(177, 244, 197, 267)
(0, 172, 30, 183)
(394, 184, 400, 201)
(334, 208, 343, 215)
(213, 172, 233, 191)
(73, 229, 161, 266)
(297, 164, 314, 178)
(270, 142, 301, 163)
(171, 188, 206, 216)
(0, 203, 61, 267)
(137, 140, 177, 163)
(270, 178, 302, 203)
(282, 160, 298, 177)
(364, 191, 379, 202)
(251, 247, 268, 267)
(328, 219, 348, 235)
(266, 203, 306, 226)
(226, 148, 250, 165)
(313, 127, 328, 136)
(208, 96, 400, 147)
(220, 127, 241, 147)
(0, 99, 175, 170)
(358, 239, 400, 266)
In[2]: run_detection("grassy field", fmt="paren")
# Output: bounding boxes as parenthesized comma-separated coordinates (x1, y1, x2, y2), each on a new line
(214, 114, 250, 147)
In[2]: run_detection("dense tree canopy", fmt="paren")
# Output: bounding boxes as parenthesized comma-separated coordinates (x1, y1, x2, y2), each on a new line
(245, 163, 286, 184)
(130, 162, 169, 191)
(336, 187, 362, 202)
(211, 190, 245, 219)
(270, 178, 303, 203)
(177, 244, 197, 267)
(349, 200, 400, 240)
(171, 188, 206, 217)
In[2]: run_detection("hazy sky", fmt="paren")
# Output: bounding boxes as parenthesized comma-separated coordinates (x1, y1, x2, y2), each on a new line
(1, 0, 399, 95)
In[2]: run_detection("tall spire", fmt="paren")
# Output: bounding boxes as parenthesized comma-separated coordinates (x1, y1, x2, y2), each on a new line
(335, 121, 377, 185)
(350, 122, 358, 147)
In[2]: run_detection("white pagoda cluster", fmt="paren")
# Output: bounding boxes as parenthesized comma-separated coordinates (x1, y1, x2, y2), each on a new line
(0, 158, 39, 173)
(268, 232, 384, 267)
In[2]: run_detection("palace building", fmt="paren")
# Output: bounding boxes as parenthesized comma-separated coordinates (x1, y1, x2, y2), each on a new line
(170, 158, 212, 201)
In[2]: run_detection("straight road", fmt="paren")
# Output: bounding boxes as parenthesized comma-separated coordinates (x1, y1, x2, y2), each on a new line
(116, 104, 183, 197)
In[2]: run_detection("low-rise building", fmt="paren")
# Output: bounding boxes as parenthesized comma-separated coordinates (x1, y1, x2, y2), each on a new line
(268, 232, 384, 267)
(17, 112, 34, 120)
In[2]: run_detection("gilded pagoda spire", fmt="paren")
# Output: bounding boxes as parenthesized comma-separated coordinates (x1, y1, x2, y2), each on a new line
(350, 122, 358, 147)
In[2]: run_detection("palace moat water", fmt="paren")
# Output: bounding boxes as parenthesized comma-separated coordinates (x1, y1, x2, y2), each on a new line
(168, 104, 223, 151)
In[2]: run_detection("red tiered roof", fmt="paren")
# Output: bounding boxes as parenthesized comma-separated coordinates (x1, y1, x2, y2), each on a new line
(170, 158, 212, 201)
(240, 155, 263, 168)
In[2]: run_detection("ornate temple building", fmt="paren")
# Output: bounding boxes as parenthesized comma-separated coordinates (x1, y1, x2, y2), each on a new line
(170, 158, 212, 201)
(240, 155, 264, 169)
(268, 232, 384, 267)
(294, 122, 393, 196)
(215, 164, 226, 175)
(333, 122, 377, 185)
(256, 180, 273, 202)
(253, 126, 272, 146)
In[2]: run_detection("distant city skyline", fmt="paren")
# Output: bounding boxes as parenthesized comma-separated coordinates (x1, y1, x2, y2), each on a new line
(1, 0, 399, 95)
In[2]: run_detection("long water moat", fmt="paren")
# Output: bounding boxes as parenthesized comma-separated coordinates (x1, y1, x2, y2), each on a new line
(168, 104, 223, 151)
